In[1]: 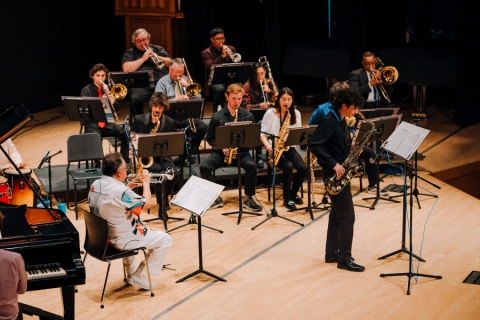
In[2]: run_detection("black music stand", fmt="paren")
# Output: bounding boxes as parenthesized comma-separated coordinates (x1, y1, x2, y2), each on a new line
(358, 115, 402, 209)
(138, 132, 185, 230)
(216, 122, 263, 225)
(252, 131, 304, 230)
(63, 97, 108, 133)
(109, 71, 152, 126)
(282, 126, 327, 220)
(208, 62, 254, 88)
(248, 108, 268, 160)
(358, 108, 399, 119)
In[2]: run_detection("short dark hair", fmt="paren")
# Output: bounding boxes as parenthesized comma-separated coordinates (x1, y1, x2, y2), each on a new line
(102, 152, 123, 177)
(89, 63, 109, 78)
(149, 92, 170, 110)
(210, 27, 224, 38)
(0, 211, 4, 232)
(333, 88, 365, 110)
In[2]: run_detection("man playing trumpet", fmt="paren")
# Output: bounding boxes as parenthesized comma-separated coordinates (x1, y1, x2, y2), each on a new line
(155, 58, 207, 166)
(80, 63, 130, 168)
(122, 28, 172, 115)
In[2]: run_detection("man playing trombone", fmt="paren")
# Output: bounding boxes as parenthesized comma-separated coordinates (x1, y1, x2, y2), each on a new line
(154, 58, 207, 166)
(122, 28, 172, 115)
(80, 63, 130, 168)
(201, 27, 239, 113)
(349, 51, 393, 108)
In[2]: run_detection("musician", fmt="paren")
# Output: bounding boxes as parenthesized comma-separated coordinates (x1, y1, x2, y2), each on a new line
(200, 84, 261, 211)
(131, 92, 180, 217)
(88, 152, 171, 290)
(80, 63, 130, 167)
(201, 27, 238, 112)
(0, 212, 27, 320)
(349, 51, 393, 108)
(122, 28, 172, 115)
(243, 62, 278, 168)
(154, 58, 207, 166)
(0, 138, 28, 172)
(260, 87, 307, 210)
(308, 82, 388, 195)
(309, 88, 366, 272)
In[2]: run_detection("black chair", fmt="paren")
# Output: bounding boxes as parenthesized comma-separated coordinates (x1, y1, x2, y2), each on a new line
(83, 209, 154, 308)
(66, 133, 104, 219)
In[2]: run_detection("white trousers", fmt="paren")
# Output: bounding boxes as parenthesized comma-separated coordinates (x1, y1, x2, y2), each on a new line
(115, 230, 172, 278)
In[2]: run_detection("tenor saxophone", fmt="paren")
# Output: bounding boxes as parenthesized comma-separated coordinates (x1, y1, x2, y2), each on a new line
(137, 113, 160, 172)
(224, 108, 238, 164)
(268, 110, 290, 166)
(324, 112, 375, 195)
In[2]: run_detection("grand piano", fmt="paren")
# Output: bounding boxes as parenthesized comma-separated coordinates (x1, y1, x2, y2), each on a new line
(0, 106, 85, 320)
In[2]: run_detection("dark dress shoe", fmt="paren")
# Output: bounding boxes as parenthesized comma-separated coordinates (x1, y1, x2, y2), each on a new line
(284, 199, 297, 210)
(256, 157, 264, 168)
(293, 196, 303, 205)
(337, 259, 365, 272)
(325, 256, 355, 263)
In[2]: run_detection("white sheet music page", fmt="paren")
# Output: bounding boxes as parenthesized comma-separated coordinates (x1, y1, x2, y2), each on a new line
(170, 176, 225, 217)
(381, 121, 430, 160)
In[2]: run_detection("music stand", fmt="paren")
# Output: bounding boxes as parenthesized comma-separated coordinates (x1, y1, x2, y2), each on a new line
(208, 62, 254, 87)
(379, 122, 441, 294)
(137, 132, 185, 230)
(248, 108, 268, 160)
(62, 97, 108, 133)
(109, 71, 153, 126)
(281, 126, 327, 220)
(356, 115, 402, 209)
(215, 122, 263, 225)
(359, 107, 399, 119)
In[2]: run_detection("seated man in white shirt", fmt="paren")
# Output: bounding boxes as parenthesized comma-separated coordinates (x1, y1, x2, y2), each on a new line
(88, 152, 172, 290)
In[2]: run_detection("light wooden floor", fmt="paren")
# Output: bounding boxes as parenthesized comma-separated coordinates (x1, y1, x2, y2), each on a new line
(9, 104, 480, 319)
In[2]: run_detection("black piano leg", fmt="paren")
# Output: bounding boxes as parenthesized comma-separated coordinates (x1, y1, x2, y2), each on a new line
(61, 286, 75, 320)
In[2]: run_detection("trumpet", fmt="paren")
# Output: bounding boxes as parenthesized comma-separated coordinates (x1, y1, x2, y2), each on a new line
(258, 56, 279, 104)
(144, 45, 165, 69)
(127, 167, 175, 186)
(222, 45, 241, 63)
(98, 80, 119, 121)
(106, 74, 127, 100)
(182, 58, 202, 97)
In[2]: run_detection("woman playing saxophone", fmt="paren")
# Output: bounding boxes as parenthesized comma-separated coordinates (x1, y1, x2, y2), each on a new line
(260, 87, 307, 210)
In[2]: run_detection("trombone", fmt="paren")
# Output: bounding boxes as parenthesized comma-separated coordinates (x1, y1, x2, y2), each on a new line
(106, 74, 127, 100)
(182, 58, 202, 97)
(143, 45, 165, 69)
(370, 57, 399, 104)
(258, 56, 279, 104)
(98, 79, 119, 121)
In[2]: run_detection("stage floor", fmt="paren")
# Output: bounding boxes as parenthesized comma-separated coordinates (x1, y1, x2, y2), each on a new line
(8, 103, 480, 319)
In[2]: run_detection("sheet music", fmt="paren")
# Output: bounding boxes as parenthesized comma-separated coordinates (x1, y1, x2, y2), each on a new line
(170, 176, 225, 217)
(381, 121, 430, 160)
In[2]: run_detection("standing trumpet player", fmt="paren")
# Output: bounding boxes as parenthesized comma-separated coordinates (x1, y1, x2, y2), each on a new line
(80, 63, 130, 168)
(201, 27, 239, 113)
(349, 51, 393, 108)
(122, 28, 172, 115)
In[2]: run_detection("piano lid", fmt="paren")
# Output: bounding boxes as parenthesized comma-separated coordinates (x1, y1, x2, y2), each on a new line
(0, 204, 38, 239)
(0, 106, 33, 144)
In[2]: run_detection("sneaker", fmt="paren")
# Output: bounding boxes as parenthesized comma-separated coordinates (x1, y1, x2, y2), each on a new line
(367, 186, 390, 196)
(243, 198, 262, 212)
(256, 157, 264, 169)
(127, 274, 156, 290)
(210, 196, 224, 209)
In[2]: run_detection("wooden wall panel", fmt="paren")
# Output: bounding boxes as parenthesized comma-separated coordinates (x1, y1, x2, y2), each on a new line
(125, 17, 172, 53)
(115, 0, 176, 16)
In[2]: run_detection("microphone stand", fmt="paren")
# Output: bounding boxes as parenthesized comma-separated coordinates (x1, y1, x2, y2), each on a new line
(39, 150, 62, 209)
(252, 132, 304, 230)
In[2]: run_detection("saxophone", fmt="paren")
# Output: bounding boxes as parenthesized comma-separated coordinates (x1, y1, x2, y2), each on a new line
(268, 110, 290, 166)
(137, 113, 160, 172)
(224, 108, 238, 164)
(304, 151, 318, 205)
(324, 112, 375, 195)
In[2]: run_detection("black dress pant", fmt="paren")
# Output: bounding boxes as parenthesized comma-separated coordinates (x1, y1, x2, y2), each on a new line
(148, 157, 179, 205)
(85, 123, 129, 164)
(131, 87, 154, 115)
(200, 150, 257, 196)
(276, 148, 307, 201)
(324, 177, 355, 262)
(176, 119, 208, 156)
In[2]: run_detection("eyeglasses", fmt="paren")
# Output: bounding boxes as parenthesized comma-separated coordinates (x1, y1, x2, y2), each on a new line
(212, 36, 225, 41)
(135, 38, 149, 43)
(119, 166, 127, 171)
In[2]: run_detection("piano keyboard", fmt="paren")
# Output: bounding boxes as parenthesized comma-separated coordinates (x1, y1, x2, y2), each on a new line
(26, 263, 67, 280)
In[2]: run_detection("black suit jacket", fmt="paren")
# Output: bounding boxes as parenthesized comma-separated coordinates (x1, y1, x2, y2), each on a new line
(349, 68, 393, 106)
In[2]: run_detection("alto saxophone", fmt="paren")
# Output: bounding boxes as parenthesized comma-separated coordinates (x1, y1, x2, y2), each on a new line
(324, 112, 375, 195)
(268, 110, 290, 166)
(224, 108, 238, 164)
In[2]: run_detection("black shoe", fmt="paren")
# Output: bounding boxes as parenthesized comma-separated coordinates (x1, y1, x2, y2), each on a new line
(337, 259, 365, 272)
(292, 195, 303, 205)
(256, 157, 264, 169)
(283, 199, 297, 210)
(189, 156, 197, 165)
(243, 198, 262, 212)
(210, 196, 224, 209)
(325, 256, 355, 263)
